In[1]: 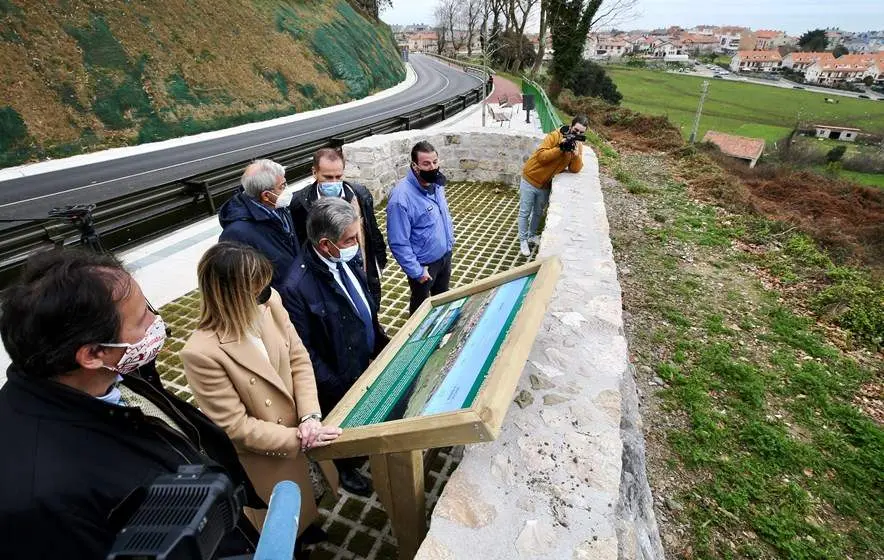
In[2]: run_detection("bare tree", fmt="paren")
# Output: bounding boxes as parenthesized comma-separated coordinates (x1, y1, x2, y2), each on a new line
(530, 0, 549, 76)
(464, 0, 482, 57)
(590, 0, 639, 30)
(434, 3, 450, 54)
(502, 0, 539, 71)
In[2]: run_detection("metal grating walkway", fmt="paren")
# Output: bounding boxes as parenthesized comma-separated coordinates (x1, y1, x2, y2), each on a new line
(154, 181, 537, 559)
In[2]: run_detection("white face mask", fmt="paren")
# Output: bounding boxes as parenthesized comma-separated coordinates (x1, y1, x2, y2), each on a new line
(272, 189, 293, 209)
(329, 241, 359, 263)
(101, 315, 167, 375)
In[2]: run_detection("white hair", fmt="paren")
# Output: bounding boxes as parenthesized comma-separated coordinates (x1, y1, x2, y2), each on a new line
(241, 159, 286, 198)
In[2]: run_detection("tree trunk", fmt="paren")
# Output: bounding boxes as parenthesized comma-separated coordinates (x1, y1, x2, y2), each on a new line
(530, 0, 547, 76)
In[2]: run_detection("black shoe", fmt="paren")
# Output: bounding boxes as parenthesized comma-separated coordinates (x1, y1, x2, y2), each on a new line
(339, 467, 373, 497)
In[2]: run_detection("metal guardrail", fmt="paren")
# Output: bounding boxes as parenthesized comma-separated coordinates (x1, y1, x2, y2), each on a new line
(0, 85, 485, 288)
(521, 77, 562, 134)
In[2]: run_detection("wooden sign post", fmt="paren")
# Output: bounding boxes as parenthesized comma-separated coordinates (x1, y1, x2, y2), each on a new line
(310, 257, 562, 559)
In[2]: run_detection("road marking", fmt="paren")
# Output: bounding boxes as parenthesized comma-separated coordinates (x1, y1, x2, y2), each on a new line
(0, 57, 477, 210)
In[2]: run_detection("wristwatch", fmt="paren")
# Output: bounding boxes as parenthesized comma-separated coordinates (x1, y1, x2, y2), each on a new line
(299, 412, 322, 424)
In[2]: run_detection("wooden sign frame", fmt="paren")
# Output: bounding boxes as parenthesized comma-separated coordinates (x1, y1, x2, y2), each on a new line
(310, 256, 562, 461)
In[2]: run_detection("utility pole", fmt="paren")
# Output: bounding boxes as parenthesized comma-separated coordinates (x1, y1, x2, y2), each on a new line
(689, 80, 709, 143)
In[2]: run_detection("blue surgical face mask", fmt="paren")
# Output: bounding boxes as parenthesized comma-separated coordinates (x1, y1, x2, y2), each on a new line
(318, 181, 343, 198)
(329, 241, 359, 263)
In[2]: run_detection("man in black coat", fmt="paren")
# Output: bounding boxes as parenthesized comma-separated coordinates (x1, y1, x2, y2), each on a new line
(219, 158, 298, 290)
(290, 148, 387, 306)
(280, 197, 389, 497)
(0, 249, 264, 560)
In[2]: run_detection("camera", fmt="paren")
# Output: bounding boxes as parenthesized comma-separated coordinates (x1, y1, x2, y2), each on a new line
(107, 465, 245, 560)
(559, 131, 586, 153)
(107, 465, 302, 560)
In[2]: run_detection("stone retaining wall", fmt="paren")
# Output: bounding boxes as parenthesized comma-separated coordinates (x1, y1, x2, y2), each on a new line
(343, 128, 542, 201)
(342, 129, 663, 559)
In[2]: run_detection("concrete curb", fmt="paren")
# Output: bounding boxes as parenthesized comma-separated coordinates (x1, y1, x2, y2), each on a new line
(0, 63, 418, 182)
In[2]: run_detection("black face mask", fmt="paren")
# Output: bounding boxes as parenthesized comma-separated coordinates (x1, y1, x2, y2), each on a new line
(415, 166, 441, 185)
(256, 285, 272, 305)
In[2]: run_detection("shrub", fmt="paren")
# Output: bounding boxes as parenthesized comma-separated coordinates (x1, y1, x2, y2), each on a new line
(564, 60, 622, 105)
(0, 105, 27, 151)
(826, 145, 847, 163)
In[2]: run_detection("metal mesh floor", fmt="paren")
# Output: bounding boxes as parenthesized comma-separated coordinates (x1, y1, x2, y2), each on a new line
(154, 181, 538, 558)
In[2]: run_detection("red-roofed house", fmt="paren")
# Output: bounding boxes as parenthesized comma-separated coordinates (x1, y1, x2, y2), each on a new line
(702, 131, 765, 167)
(407, 31, 438, 52)
(730, 50, 782, 72)
(804, 55, 880, 85)
(680, 33, 720, 53)
(782, 51, 835, 72)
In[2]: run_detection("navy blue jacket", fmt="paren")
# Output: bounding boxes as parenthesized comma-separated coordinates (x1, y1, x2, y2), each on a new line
(219, 192, 299, 290)
(279, 246, 389, 415)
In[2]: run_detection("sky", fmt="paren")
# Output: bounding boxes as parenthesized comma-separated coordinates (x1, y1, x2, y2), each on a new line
(380, 0, 884, 36)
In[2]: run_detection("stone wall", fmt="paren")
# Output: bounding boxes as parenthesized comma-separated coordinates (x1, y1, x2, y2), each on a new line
(343, 128, 663, 559)
(343, 128, 543, 201)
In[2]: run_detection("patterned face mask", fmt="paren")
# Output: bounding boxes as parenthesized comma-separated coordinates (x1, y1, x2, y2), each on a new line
(101, 315, 167, 375)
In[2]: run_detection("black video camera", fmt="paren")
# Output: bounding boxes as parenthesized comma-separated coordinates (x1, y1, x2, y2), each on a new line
(559, 130, 587, 153)
(106, 465, 245, 560)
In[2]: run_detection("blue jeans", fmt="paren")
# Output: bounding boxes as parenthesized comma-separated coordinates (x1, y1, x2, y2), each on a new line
(518, 177, 550, 241)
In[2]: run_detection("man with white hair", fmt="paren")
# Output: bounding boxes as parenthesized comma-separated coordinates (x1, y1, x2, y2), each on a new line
(219, 159, 298, 289)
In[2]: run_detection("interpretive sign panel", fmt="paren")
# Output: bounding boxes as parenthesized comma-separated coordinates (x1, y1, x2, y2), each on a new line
(308, 257, 561, 560)
(310, 257, 561, 461)
(341, 274, 535, 427)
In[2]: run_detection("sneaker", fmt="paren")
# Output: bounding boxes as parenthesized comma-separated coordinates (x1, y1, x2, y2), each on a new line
(527, 235, 542, 246)
(519, 239, 530, 256)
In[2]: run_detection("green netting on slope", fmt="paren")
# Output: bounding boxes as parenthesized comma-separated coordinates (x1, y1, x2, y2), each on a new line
(310, 0, 405, 99)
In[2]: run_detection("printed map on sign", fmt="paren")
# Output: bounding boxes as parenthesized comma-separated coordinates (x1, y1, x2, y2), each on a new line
(341, 274, 535, 428)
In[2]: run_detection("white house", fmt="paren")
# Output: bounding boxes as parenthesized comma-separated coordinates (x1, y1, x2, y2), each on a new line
(730, 50, 782, 72)
(804, 55, 880, 85)
(815, 125, 860, 142)
(652, 40, 682, 58)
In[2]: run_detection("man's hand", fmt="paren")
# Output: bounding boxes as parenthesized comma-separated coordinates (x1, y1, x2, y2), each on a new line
(418, 266, 432, 284)
(298, 419, 342, 451)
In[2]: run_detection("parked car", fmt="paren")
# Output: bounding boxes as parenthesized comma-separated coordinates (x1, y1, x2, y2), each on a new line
(793, 85, 805, 89)
(857, 94, 870, 99)
(713, 75, 723, 79)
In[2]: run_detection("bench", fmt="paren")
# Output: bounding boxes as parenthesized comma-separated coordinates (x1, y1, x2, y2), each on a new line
(487, 103, 512, 127)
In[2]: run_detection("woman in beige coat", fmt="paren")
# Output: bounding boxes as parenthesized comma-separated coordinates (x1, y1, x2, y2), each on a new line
(182, 242, 341, 540)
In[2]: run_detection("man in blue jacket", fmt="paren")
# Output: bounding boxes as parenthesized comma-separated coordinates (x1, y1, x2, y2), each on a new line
(280, 198, 389, 497)
(219, 159, 297, 290)
(387, 141, 455, 314)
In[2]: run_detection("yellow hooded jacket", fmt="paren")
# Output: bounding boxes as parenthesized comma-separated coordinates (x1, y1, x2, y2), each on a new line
(521, 126, 584, 189)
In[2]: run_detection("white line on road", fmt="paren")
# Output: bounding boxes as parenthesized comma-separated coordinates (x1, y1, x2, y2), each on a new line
(0, 58, 470, 210)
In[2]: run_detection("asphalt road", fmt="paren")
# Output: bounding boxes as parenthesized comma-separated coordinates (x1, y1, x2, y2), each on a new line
(0, 54, 482, 223)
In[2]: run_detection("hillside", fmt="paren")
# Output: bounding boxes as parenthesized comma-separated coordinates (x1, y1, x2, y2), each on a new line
(0, 0, 405, 168)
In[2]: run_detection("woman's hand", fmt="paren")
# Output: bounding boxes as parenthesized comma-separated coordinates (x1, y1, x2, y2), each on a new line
(298, 419, 342, 451)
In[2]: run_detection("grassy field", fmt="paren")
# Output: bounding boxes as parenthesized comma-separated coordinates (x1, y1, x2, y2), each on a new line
(814, 167, 884, 188)
(606, 66, 884, 145)
(607, 148, 883, 558)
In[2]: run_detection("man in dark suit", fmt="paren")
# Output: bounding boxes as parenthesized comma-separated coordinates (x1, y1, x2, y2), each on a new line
(0, 249, 263, 560)
(290, 148, 387, 306)
(280, 197, 389, 497)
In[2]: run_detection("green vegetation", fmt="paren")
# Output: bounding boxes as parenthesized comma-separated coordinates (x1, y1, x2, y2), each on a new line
(309, 1, 405, 99)
(610, 151, 883, 558)
(815, 167, 884, 188)
(606, 66, 884, 143)
(1, 0, 405, 169)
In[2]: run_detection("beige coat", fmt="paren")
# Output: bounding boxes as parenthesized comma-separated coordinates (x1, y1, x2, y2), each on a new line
(181, 290, 337, 533)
